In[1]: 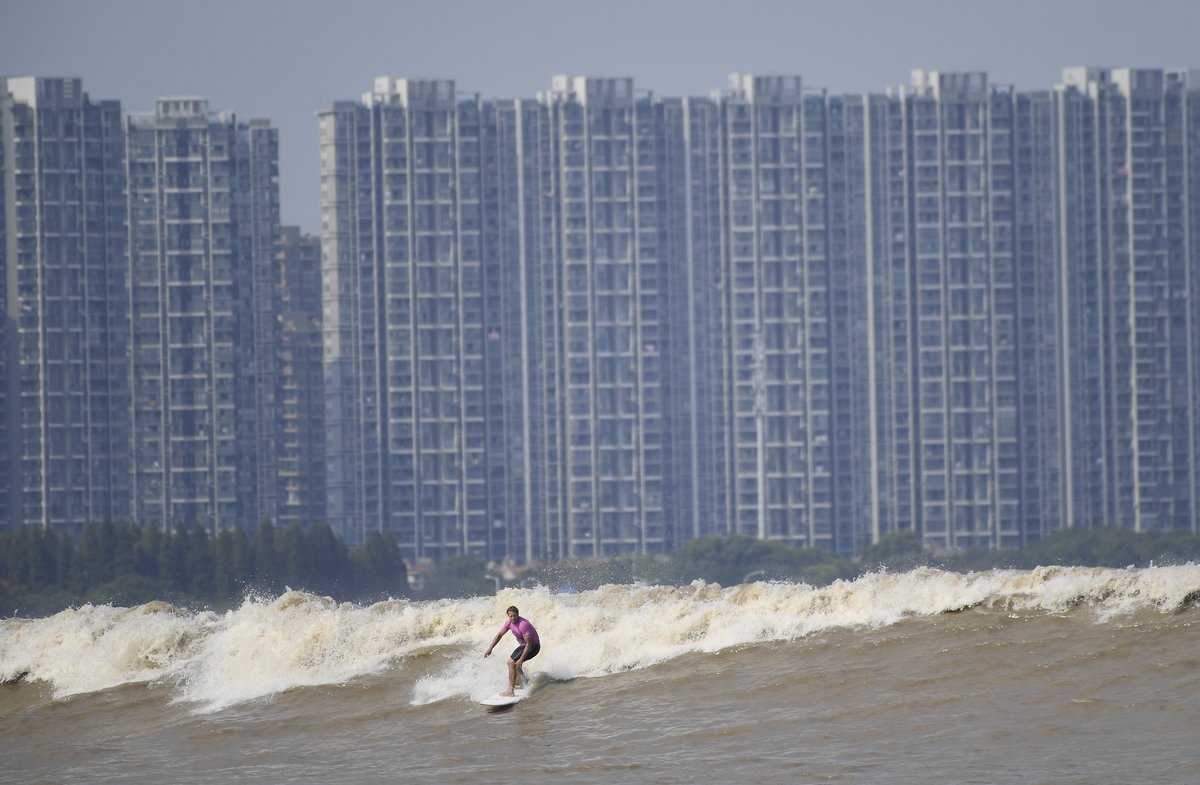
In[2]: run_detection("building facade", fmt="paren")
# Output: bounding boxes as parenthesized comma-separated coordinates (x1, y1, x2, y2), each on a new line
(318, 67, 1199, 564)
(663, 95, 731, 544)
(0, 77, 130, 533)
(12, 66, 1196, 558)
(538, 76, 680, 558)
(275, 226, 327, 528)
(489, 97, 561, 563)
(321, 76, 704, 561)
(125, 98, 278, 533)
(1055, 68, 1200, 534)
(891, 72, 1029, 550)
(319, 80, 501, 556)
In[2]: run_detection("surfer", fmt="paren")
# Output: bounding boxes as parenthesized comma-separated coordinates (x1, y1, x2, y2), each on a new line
(484, 605, 541, 697)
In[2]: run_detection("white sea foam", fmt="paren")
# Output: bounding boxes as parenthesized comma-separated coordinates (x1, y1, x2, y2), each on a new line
(0, 601, 201, 698)
(2, 564, 1197, 712)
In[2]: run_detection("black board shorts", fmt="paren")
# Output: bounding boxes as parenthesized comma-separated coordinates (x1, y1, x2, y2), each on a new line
(511, 643, 540, 662)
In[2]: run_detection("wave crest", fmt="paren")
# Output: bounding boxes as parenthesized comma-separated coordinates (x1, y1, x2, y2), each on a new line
(2, 564, 1196, 711)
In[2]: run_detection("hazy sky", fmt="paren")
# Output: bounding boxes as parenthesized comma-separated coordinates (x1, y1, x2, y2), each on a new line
(4, 0, 1198, 233)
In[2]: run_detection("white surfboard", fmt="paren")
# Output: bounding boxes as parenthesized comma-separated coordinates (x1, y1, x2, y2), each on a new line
(480, 686, 531, 707)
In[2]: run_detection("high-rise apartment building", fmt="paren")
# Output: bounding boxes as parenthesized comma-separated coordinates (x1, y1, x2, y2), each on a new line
(0, 77, 130, 533)
(537, 76, 678, 558)
(719, 75, 803, 546)
(319, 79, 501, 556)
(275, 226, 326, 528)
(489, 97, 561, 563)
(321, 76, 698, 560)
(247, 121, 284, 528)
(319, 67, 1200, 565)
(1055, 67, 1200, 534)
(818, 92, 889, 555)
(864, 90, 920, 545)
(873, 72, 1038, 550)
(708, 75, 876, 552)
(1011, 88, 1064, 543)
(125, 98, 278, 533)
(663, 94, 730, 543)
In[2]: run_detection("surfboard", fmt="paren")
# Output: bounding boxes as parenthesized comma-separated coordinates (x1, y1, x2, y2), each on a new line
(480, 686, 531, 707)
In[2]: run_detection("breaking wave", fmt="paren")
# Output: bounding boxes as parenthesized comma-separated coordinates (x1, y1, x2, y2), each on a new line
(3, 564, 1197, 713)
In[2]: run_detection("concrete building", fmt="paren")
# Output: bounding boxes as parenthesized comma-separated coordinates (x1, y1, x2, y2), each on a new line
(125, 98, 278, 533)
(1011, 88, 1064, 543)
(663, 94, 731, 543)
(878, 71, 1037, 550)
(489, 97, 560, 563)
(321, 76, 697, 561)
(1055, 67, 1200, 534)
(536, 76, 678, 558)
(275, 226, 326, 529)
(319, 79, 499, 557)
(711, 75, 880, 552)
(319, 67, 1198, 565)
(715, 75, 810, 547)
(0, 77, 130, 533)
(818, 91, 889, 555)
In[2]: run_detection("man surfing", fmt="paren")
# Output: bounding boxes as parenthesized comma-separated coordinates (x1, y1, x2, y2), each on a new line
(484, 605, 541, 697)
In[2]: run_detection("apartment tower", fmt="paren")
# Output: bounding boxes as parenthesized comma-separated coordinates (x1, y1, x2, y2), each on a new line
(124, 98, 278, 533)
(0, 77, 130, 533)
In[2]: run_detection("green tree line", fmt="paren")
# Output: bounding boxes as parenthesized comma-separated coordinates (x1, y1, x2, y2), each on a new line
(0, 521, 407, 617)
(520, 528, 1200, 593)
(5, 524, 1200, 617)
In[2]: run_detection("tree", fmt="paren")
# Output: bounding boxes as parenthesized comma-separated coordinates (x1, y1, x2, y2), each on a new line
(665, 535, 851, 586)
(0, 576, 18, 617)
(860, 531, 929, 571)
(53, 530, 73, 588)
(24, 527, 59, 592)
(1145, 531, 1200, 565)
(98, 521, 118, 582)
(213, 527, 246, 601)
(353, 531, 408, 598)
(158, 525, 190, 594)
(112, 522, 137, 580)
(940, 547, 1015, 572)
(85, 574, 164, 607)
(523, 556, 632, 592)
(185, 526, 216, 597)
(420, 554, 493, 599)
(135, 523, 162, 580)
(305, 523, 351, 596)
(666, 535, 753, 585)
(1021, 527, 1200, 569)
(227, 524, 250, 594)
(73, 521, 106, 591)
(278, 523, 313, 589)
(250, 521, 281, 593)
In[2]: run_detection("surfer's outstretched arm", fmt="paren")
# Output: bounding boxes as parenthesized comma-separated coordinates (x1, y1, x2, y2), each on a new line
(483, 628, 505, 657)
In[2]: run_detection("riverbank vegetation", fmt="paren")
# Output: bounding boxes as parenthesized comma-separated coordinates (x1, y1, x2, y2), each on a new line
(0, 521, 406, 617)
(2, 523, 1199, 617)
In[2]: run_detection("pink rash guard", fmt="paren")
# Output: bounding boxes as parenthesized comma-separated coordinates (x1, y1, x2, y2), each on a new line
(502, 617, 540, 647)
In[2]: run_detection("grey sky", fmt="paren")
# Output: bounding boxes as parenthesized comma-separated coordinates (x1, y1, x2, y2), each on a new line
(3, 0, 1197, 234)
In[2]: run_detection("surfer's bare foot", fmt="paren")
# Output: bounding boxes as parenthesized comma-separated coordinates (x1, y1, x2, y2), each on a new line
(499, 690, 514, 697)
